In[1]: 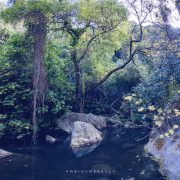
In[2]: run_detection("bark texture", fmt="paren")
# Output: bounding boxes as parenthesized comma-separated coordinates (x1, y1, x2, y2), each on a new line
(28, 10, 47, 144)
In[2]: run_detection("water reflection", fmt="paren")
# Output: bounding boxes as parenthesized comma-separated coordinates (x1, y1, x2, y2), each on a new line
(0, 128, 167, 180)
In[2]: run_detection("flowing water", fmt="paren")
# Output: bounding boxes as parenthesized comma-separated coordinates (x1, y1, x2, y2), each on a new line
(0, 128, 167, 180)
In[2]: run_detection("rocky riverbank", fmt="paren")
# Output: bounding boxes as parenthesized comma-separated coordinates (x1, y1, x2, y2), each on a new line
(145, 96, 180, 180)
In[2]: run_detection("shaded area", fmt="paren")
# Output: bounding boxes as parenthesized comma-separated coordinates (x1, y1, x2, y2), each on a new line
(0, 128, 167, 180)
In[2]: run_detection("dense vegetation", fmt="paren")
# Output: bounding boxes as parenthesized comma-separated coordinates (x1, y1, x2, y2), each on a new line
(0, 0, 179, 143)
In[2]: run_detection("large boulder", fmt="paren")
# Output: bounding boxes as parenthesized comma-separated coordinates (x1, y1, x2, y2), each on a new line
(145, 95, 180, 180)
(145, 129, 180, 180)
(70, 121, 102, 157)
(163, 138, 180, 180)
(57, 112, 106, 134)
(0, 149, 12, 158)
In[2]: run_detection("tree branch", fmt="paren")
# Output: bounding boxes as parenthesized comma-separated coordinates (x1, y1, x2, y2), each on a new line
(85, 49, 137, 95)
(85, 0, 154, 94)
(78, 25, 119, 63)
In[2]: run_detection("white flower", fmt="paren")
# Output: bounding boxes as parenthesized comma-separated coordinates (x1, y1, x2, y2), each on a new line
(173, 125, 179, 129)
(155, 121, 161, 127)
(153, 115, 158, 120)
(132, 94, 136, 97)
(160, 134, 164, 139)
(138, 107, 144, 112)
(169, 129, 174, 135)
(174, 109, 180, 116)
(158, 108, 163, 114)
(148, 105, 156, 111)
(135, 101, 141, 105)
(165, 133, 170, 137)
(124, 96, 133, 101)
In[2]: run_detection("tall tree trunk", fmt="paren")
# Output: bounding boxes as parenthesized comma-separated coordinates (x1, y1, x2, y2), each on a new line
(28, 10, 47, 144)
(72, 50, 84, 113)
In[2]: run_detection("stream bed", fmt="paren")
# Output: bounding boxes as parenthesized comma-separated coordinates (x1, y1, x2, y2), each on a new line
(0, 128, 167, 180)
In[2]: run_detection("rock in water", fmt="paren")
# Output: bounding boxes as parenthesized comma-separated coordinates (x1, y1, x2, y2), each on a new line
(163, 138, 180, 180)
(145, 129, 180, 180)
(72, 143, 101, 158)
(0, 149, 12, 158)
(57, 112, 106, 133)
(145, 94, 180, 180)
(45, 135, 56, 144)
(70, 121, 102, 157)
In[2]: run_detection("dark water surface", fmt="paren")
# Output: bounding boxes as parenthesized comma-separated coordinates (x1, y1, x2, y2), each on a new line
(0, 128, 167, 180)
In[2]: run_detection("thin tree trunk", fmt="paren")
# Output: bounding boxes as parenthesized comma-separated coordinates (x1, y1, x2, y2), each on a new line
(72, 50, 84, 113)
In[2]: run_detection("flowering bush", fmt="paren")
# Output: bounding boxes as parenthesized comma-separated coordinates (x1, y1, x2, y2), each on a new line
(120, 91, 180, 132)
(155, 108, 180, 139)
(120, 91, 180, 140)
(120, 93, 158, 123)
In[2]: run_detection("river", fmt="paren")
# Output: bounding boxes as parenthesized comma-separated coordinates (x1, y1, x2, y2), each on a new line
(0, 127, 167, 180)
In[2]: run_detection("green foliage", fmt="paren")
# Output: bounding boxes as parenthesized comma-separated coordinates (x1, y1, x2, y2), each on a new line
(0, 123, 6, 137)
(135, 49, 180, 107)
(1, 0, 60, 23)
(44, 40, 73, 117)
(7, 120, 32, 139)
(0, 0, 179, 143)
(84, 66, 141, 114)
(77, 0, 127, 25)
(0, 33, 33, 140)
(132, 26, 180, 107)
(120, 93, 158, 123)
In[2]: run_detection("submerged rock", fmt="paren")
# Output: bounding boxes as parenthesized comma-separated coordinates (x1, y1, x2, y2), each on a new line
(70, 121, 102, 157)
(0, 149, 12, 158)
(72, 142, 101, 158)
(45, 135, 56, 144)
(57, 112, 106, 133)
